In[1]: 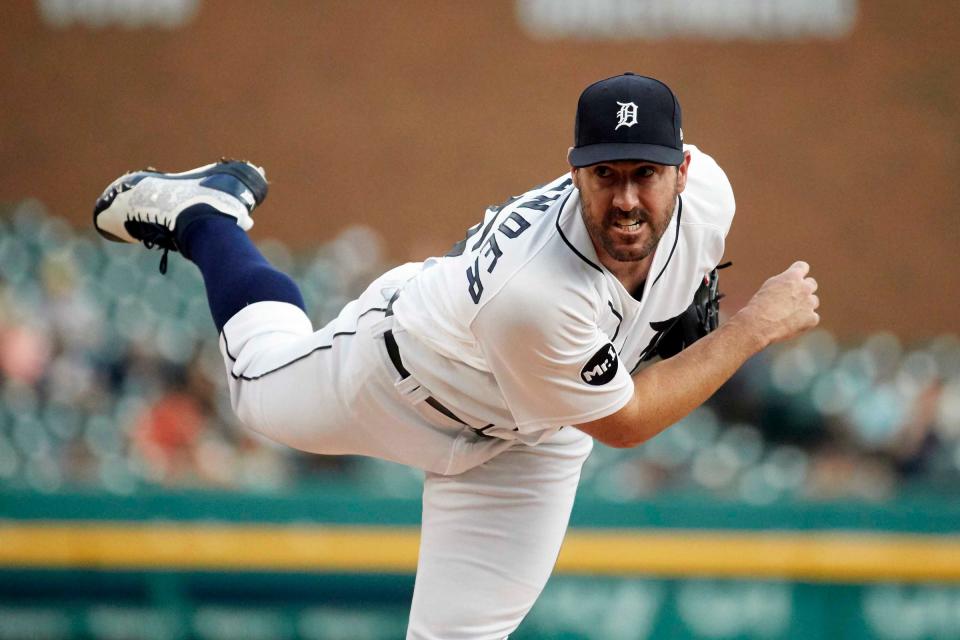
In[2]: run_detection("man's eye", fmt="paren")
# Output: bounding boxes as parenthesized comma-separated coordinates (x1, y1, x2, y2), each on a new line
(637, 167, 655, 178)
(594, 166, 611, 178)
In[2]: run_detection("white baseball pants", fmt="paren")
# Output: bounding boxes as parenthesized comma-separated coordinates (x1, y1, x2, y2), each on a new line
(219, 265, 594, 639)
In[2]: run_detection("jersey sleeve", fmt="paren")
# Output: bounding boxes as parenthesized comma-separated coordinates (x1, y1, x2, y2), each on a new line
(470, 273, 634, 432)
(682, 145, 736, 241)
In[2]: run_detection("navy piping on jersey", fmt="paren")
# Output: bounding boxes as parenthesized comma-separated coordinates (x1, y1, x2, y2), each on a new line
(222, 300, 495, 436)
(555, 192, 684, 289)
(555, 190, 603, 273)
(650, 195, 683, 289)
(221, 306, 388, 379)
(607, 301, 623, 345)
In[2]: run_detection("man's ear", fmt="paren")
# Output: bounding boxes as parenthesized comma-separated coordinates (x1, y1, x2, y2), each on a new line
(570, 167, 581, 190)
(676, 151, 692, 194)
(567, 148, 581, 187)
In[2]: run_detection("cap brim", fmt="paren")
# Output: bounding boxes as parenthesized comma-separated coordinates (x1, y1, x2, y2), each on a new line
(569, 143, 683, 168)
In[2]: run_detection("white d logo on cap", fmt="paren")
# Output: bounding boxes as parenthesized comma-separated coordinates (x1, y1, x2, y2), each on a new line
(615, 101, 638, 130)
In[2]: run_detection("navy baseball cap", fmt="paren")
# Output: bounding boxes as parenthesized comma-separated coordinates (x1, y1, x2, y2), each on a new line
(569, 73, 684, 168)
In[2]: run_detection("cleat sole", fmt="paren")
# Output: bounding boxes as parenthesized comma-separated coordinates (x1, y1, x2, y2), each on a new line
(93, 160, 268, 242)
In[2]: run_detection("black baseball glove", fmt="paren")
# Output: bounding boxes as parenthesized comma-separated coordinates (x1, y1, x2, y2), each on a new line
(639, 262, 731, 362)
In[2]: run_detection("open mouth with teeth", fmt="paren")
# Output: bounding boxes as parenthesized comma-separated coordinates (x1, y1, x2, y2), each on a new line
(612, 214, 644, 232)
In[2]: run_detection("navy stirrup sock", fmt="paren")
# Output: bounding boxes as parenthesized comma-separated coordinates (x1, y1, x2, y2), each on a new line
(177, 205, 306, 333)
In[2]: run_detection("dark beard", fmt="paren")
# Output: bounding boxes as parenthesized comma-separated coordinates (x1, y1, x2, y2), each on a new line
(583, 198, 676, 263)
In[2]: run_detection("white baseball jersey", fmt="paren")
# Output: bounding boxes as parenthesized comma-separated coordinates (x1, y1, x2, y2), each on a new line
(219, 144, 733, 639)
(392, 144, 735, 444)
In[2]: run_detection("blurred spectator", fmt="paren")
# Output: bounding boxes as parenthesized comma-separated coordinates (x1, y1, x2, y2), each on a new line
(0, 322, 51, 387)
(131, 385, 205, 485)
(1, 200, 959, 502)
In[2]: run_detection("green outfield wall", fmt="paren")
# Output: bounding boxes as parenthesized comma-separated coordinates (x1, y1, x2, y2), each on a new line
(1, 489, 958, 639)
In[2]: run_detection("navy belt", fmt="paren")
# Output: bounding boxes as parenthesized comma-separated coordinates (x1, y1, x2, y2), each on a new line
(384, 293, 493, 437)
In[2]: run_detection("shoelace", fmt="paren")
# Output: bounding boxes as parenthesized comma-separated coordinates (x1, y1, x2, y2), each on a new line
(139, 226, 178, 274)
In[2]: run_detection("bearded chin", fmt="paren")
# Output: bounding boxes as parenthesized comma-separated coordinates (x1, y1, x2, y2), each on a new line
(602, 235, 656, 262)
(580, 195, 677, 264)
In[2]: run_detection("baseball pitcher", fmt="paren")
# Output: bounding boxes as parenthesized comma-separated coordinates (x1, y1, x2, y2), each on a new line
(92, 73, 820, 639)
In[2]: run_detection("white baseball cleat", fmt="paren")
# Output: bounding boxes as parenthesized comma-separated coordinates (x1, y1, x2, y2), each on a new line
(93, 159, 268, 271)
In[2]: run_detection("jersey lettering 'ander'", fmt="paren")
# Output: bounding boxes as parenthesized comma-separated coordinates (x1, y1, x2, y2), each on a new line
(458, 179, 572, 304)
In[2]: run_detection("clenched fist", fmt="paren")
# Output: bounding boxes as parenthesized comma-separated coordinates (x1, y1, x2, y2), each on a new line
(734, 261, 820, 349)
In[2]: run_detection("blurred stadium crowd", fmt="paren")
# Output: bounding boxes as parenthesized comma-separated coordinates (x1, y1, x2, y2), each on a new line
(1, 200, 959, 502)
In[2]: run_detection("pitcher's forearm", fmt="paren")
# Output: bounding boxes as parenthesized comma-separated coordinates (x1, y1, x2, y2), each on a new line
(627, 315, 764, 442)
(580, 314, 764, 448)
